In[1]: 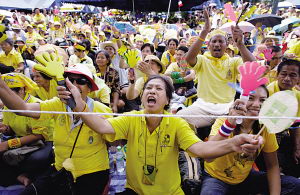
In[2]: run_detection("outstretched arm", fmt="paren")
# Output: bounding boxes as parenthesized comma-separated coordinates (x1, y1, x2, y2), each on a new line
(0, 77, 40, 118)
(185, 8, 210, 67)
(188, 134, 263, 159)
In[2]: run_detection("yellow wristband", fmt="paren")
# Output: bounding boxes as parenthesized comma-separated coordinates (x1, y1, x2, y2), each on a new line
(198, 37, 205, 42)
(8, 138, 21, 149)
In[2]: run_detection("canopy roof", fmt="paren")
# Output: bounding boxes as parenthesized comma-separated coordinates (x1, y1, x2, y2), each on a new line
(62, 0, 207, 12)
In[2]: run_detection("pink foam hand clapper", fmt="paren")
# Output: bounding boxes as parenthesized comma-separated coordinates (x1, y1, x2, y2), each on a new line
(224, 3, 237, 22)
(237, 61, 269, 124)
(262, 48, 275, 61)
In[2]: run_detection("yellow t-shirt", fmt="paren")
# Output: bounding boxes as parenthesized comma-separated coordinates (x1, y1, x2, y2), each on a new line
(40, 97, 111, 178)
(3, 93, 52, 140)
(25, 31, 42, 46)
(161, 50, 176, 67)
(267, 81, 300, 117)
(88, 77, 111, 105)
(0, 49, 24, 69)
(193, 52, 242, 103)
(103, 110, 200, 195)
(31, 79, 58, 101)
(164, 62, 181, 75)
(205, 118, 278, 185)
(33, 13, 45, 25)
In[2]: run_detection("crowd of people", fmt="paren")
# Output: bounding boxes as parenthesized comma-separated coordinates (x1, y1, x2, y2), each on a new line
(0, 2, 299, 195)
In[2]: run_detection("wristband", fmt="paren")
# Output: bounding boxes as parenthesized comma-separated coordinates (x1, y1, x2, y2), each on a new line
(218, 120, 236, 137)
(8, 138, 21, 149)
(174, 77, 185, 84)
(171, 72, 181, 79)
(130, 80, 135, 84)
(198, 37, 205, 42)
(81, 103, 88, 112)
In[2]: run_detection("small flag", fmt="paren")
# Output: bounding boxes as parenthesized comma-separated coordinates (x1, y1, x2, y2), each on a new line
(178, 0, 183, 7)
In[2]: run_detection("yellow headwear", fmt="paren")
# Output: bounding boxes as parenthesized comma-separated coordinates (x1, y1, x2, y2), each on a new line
(206, 29, 227, 41)
(74, 42, 86, 51)
(2, 73, 38, 93)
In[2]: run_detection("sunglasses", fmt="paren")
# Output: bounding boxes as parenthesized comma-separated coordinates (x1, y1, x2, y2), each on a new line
(68, 77, 90, 85)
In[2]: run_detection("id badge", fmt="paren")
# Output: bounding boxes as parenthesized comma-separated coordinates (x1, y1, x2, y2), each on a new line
(142, 165, 158, 185)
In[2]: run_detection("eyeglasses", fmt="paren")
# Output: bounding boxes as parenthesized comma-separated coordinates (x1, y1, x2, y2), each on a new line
(68, 77, 90, 85)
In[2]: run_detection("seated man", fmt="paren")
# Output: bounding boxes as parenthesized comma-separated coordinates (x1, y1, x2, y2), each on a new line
(164, 46, 196, 97)
(267, 59, 300, 177)
(177, 9, 256, 129)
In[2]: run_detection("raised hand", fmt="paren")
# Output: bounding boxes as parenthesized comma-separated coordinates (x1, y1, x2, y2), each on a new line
(123, 49, 141, 68)
(262, 48, 275, 61)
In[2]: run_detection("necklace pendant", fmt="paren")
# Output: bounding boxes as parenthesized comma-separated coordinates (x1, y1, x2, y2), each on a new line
(88, 136, 93, 144)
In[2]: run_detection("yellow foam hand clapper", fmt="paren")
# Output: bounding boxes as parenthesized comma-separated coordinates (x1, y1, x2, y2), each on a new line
(123, 49, 141, 68)
(35, 52, 76, 108)
(117, 44, 128, 57)
(34, 52, 65, 81)
(0, 24, 8, 43)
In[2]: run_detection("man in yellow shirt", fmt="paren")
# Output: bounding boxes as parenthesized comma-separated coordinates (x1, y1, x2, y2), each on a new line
(177, 9, 256, 129)
(267, 59, 300, 177)
(0, 38, 24, 73)
(263, 46, 283, 84)
(33, 8, 46, 26)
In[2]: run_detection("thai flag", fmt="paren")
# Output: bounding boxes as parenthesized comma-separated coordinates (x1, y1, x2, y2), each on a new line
(178, 0, 183, 7)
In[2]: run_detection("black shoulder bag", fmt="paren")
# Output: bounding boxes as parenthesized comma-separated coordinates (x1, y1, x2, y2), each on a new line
(49, 122, 84, 195)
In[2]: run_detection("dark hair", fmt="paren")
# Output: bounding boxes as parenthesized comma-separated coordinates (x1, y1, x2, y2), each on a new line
(167, 38, 179, 47)
(82, 39, 91, 51)
(277, 59, 300, 75)
(40, 72, 52, 80)
(95, 50, 111, 71)
(141, 43, 155, 54)
(233, 85, 269, 135)
(179, 37, 186, 42)
(177, 46, 189, 53)
(11, 87, 21, 93)
(142, 75, 174, 110)
(270, 45, 282, 53)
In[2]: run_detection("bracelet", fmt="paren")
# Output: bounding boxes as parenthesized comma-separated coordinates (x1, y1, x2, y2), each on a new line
(130, 80, 135, 84)
(198, 37, 205, 42)
(81, 103, 88, 112)
(218, 120, 236, 137)
(7, 138, 21, 149)
(171, 72, 181, 79)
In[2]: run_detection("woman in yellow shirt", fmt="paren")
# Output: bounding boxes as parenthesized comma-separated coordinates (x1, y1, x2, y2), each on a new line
(161, 38, 178, 67)
(55, 75, 264, 195)
(0, 65, 111, 195)
(31, 68, 58, 101)
(201, 85, 300, 195)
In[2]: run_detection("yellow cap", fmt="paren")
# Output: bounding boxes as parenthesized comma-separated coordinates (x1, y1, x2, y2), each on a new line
(206, 29, 227, 41)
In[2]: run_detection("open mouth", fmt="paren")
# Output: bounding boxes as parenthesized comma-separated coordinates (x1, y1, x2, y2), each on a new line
(147, 96, 156, 105)
(213, 49, 221, 53)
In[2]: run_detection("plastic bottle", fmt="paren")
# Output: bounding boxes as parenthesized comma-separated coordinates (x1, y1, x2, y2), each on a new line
(116, 146, 125, 173)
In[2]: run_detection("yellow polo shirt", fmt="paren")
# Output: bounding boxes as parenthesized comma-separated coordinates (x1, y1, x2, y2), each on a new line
(31, 79, 58, 101)
(205, 118, 278, 185)
(104, 110, 200, 195)
(267, 81, 300, 117)
(193, 52, 242, 103)
(3, 93, 52, 140)
(40, 97, 111, 178)
(161, 50, 176, 67)
(25, 32, 42, 46)
(0, 49, 24, 69)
